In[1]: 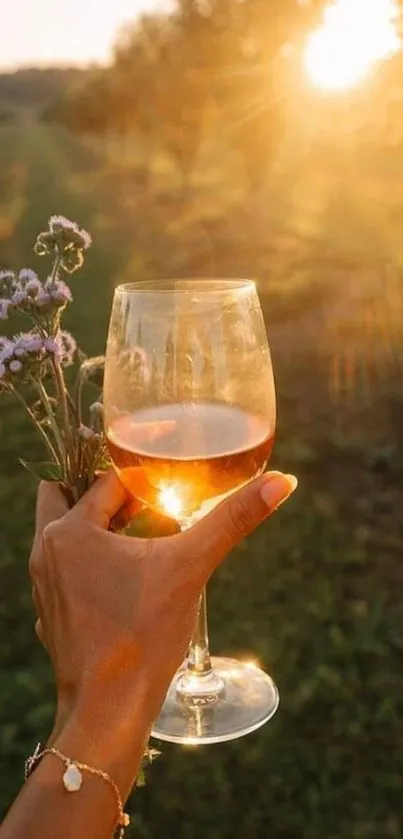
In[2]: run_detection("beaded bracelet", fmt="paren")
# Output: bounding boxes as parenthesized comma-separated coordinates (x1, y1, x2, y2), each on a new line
(25, 743, 130, 838)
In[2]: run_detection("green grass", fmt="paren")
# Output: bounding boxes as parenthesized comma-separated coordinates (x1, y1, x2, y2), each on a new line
(0, 119, 402, 838)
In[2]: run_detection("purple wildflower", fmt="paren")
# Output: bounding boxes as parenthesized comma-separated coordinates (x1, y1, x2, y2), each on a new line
(25, 278, 42, 295)
(19, 269, 39, 285)
(0, 299, 10, 320)
(44, 337, 60, 355)
(58, 330, 77, 366)
(42, 331, 76, 367)
(17, 333, 43, 354)
(49, 215, 78, 233)
(78, 424, 95, 441)
(0, 331, 48, 382)
(45, 278, 73, 305)
(0, 339, 14, 361)
(52, 284, 72, 304)
(48, 215, 92, 250)
(36, 291, 51, 308)
(11, 289, 29, 307)
(78, 228, 92, 249)
(9, 275, 46, 311)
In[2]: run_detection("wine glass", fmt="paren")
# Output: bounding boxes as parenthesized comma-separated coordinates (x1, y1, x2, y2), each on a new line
(104, 279, 278, 745)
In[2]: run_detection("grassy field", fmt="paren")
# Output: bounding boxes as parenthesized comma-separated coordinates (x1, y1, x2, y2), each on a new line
(0, 116, 403, 838)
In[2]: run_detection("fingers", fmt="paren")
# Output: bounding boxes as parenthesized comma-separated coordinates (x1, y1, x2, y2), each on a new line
(36, 470, 138, 533)
(35, 482, 69, 535)
(70, 470, 129, 529)
(35, 618, 45, 644)
(32, 584, 49, 652)
(111, 497, 144, 532)
(32, 584, 42, 618)
(35, 618, 50, 654)
(184, 471, 298, 577)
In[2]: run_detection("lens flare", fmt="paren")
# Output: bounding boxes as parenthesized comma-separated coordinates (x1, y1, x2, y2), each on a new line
(305, 0, 401, 92)
(158, 485, 183, 519)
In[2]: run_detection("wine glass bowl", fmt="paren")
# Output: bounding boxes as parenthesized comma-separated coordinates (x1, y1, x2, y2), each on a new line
(104, 279, 278, 744)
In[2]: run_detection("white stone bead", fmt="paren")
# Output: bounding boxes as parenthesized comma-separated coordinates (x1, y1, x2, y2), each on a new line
(63, 763, 83, 792)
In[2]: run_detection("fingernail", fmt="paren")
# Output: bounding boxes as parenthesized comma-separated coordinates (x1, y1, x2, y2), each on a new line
(260, 473, 298, 510)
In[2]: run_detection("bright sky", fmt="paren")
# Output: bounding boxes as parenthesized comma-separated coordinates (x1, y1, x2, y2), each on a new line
(0, 0, 166, 70)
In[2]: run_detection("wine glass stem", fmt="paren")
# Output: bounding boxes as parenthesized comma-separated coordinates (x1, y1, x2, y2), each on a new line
(176, 587, 225, 703)
(187, 588, 212, 676)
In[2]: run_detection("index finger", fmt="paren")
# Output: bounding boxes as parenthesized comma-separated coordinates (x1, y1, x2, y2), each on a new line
(35, 481, 69, 535)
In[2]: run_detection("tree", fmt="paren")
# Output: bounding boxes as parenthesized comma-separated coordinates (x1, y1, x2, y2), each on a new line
(113, 11, 211, 186)
(48, 0, 329, 191)
(45, 69, 114, 137)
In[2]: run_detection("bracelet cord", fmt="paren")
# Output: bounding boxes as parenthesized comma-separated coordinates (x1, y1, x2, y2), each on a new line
(25, 743, 130, 838)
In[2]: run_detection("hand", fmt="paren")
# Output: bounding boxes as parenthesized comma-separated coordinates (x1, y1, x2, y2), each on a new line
(29, 470, 297, 735)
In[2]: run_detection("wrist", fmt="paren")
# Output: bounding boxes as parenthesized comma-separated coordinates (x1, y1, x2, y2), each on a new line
(50, 670, 158, 798)
(56, 661, 168, 739)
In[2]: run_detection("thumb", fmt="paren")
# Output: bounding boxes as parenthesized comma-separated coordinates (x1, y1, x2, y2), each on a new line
(184, 471, 298, 577)
(70, 470, 129, 529)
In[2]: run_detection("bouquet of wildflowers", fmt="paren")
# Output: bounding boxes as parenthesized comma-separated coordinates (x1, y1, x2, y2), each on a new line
(0, 215, 159, 782)
(0, 215, 109, 503)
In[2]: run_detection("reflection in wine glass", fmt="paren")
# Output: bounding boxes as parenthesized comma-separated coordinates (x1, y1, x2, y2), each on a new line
(104, 279, 279, 744)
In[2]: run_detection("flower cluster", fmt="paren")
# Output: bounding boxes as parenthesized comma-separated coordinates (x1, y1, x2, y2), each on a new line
(0, 269, 73, 321)
(0, 215, 92, 321)
(0, 330, 77, 387)
(0, 216, 90, 480)
(0, 215, 158, 786)
(56, 330, 77, 366)
(34, 215, 92, 274)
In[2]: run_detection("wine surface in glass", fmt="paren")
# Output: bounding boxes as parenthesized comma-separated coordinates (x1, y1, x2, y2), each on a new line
(107, 402, 274, 522)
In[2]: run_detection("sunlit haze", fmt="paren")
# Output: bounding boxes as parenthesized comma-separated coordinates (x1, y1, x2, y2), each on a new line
(0, 0, 165, 70)
(305, 0, 400, 92)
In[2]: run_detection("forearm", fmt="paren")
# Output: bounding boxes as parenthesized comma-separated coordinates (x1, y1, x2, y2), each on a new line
(1, 676, 155, 839)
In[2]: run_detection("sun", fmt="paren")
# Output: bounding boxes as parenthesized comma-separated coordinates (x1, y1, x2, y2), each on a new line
(304, 0, 401, 92)
(158, 485, 183, 519)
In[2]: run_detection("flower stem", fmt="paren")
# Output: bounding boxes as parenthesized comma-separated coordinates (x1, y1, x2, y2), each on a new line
(33, 377, 65, 466)
(49, 249, 62, 288)
(52, 358, 74, 481)
(76, 370, 85, 427)
(67, 390, 79, 423)
(11, 386, 60, 464)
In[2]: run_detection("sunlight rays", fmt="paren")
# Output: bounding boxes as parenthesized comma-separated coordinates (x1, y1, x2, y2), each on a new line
(304, 0, 400, 92)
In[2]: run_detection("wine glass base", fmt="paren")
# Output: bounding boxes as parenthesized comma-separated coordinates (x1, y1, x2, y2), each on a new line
(151, 657, 279, 745)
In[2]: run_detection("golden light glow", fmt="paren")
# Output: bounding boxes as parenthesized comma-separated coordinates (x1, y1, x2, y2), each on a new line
(158, 485, 183, 519)
(244, 659, 260, 670)
(304, 0, 400, 92)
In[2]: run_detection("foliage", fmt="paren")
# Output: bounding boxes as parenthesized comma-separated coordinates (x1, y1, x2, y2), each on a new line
(46, 1, 327, 186)
(0, 112, 402, 839)
(43, 0, 403, 197)
(43, 70, 113, 137)
(0, 68, 84, 113)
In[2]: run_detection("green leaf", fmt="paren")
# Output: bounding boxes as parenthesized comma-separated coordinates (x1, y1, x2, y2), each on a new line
(19, 460, 63, 482)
